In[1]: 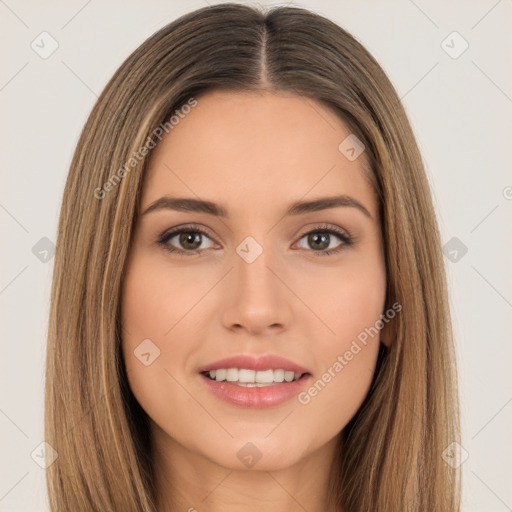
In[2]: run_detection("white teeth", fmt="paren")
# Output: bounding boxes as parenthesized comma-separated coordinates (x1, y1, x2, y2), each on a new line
(256, 369, 274, 383)
(284, 371, 294, 382)
(273, 369, 284, 382)
(206, 368, 304, 384)
(226, 368, 238, 382)
(215, 369, 226, 381)
(238, 369, 255, 382)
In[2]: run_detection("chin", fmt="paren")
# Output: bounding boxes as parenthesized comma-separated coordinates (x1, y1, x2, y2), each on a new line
(198, 434, 310, 472)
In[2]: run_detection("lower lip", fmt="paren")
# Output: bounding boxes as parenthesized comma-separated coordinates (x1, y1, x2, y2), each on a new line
(200, 373, 311, 408)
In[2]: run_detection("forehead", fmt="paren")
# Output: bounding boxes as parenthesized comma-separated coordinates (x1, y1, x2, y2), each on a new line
(141, 90, 378, 220)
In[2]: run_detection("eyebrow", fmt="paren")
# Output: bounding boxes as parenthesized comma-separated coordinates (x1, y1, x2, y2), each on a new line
(141, 194, 372, 219)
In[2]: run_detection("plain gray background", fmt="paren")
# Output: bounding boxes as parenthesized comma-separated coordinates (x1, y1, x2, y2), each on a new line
(1, 1, 511, 510)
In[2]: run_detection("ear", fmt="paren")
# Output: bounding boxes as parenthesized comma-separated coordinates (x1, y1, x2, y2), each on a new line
(379, 317, 394, 348)
(380, 330, 392, 348)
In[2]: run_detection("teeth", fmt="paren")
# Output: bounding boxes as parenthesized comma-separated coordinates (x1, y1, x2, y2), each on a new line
(256, 369, 274, 383)
(205, 368, 304, 384)
(273, 369, 284, 382)
(226, 368, 238, 382)
(214, 369, 225, 381)
(238, 369, 255, 382)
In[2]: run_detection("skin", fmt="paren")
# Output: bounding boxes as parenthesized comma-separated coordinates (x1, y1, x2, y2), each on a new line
(121, 89, 389, 512)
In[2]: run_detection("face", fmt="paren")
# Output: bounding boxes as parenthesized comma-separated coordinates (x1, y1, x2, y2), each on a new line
(121, 89, 388, 473)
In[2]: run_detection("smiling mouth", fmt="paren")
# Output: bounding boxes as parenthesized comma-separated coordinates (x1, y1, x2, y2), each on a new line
(201, 368, 309, 387)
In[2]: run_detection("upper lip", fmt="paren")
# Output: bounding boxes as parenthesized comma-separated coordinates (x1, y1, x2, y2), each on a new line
(198, 354, 310, 374)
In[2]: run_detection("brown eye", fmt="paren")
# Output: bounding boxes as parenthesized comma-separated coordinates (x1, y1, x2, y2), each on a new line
(177, 231, 203, 250)
(158, 225, 216, 255)
(295, 225, 353, 256)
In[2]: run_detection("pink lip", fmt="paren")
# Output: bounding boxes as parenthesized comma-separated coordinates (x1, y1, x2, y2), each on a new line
(198, 354, 310, 374)
(198, 354, 311, 408)
(200, 374, 311, 408)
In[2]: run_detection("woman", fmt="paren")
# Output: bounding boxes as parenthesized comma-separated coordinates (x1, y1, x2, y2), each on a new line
(45, 3, 461, 511)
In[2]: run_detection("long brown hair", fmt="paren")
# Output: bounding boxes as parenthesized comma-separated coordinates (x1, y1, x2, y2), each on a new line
(45, 3, 461, 510)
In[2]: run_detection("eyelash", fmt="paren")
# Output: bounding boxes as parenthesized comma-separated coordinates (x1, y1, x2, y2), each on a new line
(156, 223, 354, 257)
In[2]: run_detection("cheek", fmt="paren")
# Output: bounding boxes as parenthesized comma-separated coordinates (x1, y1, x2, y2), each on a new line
(121, 251, 214, 346)
(120, 253, 221, 429)
(296, 256, 385, 422)
(120, 256, 188, 420)
(329, 266, 386, 347)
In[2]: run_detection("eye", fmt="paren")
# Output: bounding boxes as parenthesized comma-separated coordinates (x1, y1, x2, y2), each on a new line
(157, 223, 354, 257)
(295, 224, 354, 256)
(157, 224, 216, 256)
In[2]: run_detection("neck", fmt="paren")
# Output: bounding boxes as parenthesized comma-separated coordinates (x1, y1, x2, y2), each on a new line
(151, 424, 342, 512)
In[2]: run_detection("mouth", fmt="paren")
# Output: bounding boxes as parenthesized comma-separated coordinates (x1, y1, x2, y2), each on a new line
(198, 354, 312, 408)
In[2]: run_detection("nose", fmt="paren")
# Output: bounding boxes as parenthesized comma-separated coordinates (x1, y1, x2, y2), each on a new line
(220, 243, 293, 336)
